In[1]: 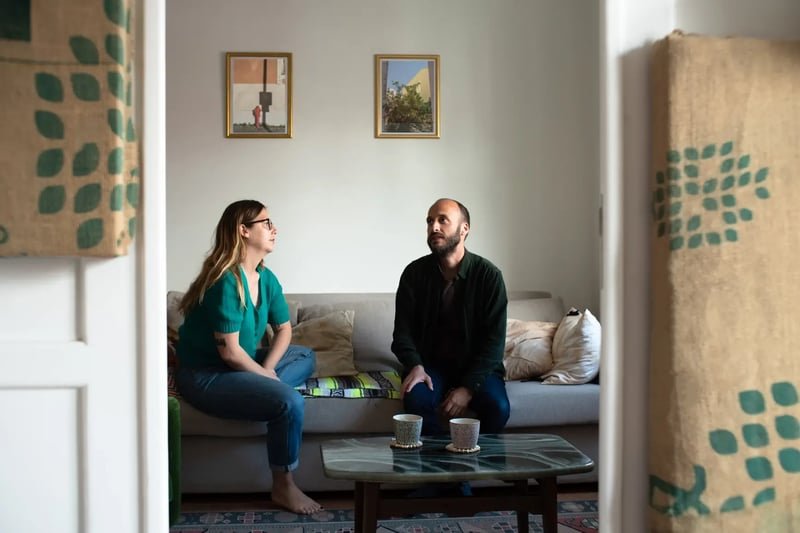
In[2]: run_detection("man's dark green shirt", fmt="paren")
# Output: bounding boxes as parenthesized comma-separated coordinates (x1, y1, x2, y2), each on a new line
(391, 250, 508, 392)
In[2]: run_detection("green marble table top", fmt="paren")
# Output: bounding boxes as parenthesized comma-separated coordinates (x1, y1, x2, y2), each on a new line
(320, 433, 594, 483)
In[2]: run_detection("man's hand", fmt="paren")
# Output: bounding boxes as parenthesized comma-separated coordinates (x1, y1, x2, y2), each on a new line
(401, 365, 433, 397)
(441, 386, 473, 418)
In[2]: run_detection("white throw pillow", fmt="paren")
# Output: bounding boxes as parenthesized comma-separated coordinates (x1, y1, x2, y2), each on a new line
(291, 310, 358, 378)
(542, 308, 601, 385)
(503, 319, 558, 381)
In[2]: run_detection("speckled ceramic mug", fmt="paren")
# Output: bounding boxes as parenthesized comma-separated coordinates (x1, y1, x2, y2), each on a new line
(449, 417, 480, 449)
(393, 413, 423, 446)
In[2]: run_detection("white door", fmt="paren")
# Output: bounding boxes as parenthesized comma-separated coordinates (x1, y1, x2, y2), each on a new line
(0, 256, 143, 533)
(0, 1, 167, 531)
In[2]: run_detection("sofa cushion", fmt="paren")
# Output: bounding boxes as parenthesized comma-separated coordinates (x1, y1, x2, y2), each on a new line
(505, 380, 600, 427)
(167, 291, 185, 334)
(291, 310, 358, 378)
(167, 328, 180, 398)
(503, 319, 558, 380)
(542, 308, 601, 385)
(180, 400, 269, 437)
(507, 297, 565, 323)
(181, 370, 403, 436)
(297, 299, 401, 373)
(180, 395, 403, 437)
(303, 396, 401, 434)
(182, 379, 601, 436)
(297, 371, 401, 399)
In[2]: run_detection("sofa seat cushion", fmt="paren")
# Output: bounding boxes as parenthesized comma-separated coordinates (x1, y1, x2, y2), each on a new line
(303, 396, 402, 434)
(180, 371, 403, 437)
(179, 400, 269, 437)
(505, 381, 600, 428)
(182, 379, 599, 437)
(180, 395, 403, 437)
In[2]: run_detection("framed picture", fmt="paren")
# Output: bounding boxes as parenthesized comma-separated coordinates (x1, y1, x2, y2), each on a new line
(375, 54, 440, 138)
(226, 52, 292, 138)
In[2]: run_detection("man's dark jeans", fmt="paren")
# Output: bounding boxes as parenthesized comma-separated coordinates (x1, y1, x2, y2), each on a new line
(402, 367, 510, 436)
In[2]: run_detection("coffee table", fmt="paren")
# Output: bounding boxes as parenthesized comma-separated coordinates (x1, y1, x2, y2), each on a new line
(320, 433, 594, 533)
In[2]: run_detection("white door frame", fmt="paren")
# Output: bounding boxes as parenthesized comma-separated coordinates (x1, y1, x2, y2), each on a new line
(138, 1, 645, 531)
(599, 0, 674, 531)
(139, 0, 168, 531)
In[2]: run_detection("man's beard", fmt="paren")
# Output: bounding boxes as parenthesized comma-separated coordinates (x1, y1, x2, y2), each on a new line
(428, 231, 461, 257)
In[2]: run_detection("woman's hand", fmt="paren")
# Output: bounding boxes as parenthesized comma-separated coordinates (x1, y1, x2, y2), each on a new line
(261, 321, 292, 372)
(215, 331, 279, 378)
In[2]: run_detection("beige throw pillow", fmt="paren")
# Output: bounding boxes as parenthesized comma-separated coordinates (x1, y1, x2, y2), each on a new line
(292, 310, 358, 378)
(503, 319, 558, 380)
(542, 308, 601, 385)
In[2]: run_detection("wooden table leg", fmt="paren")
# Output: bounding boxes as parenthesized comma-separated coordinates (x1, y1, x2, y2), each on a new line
(354, 482, 365, 533)
(355, 482, 379, 533)
(514, 480, 529, 532)
(538, 477, 558, 533)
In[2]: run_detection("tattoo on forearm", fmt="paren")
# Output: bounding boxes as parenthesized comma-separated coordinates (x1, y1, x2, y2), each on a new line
(215, 337, 226, 347)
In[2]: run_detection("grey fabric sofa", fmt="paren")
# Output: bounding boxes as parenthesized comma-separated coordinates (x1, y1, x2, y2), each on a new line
(169, 291, 599, 494)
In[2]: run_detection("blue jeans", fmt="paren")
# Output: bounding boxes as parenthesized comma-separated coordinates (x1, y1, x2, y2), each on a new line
(176, 345, 316, 472)
(403, 367, 510, 436)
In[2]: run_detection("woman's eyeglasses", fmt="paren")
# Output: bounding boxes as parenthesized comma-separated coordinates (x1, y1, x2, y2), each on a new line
(245, 217, 273, 230)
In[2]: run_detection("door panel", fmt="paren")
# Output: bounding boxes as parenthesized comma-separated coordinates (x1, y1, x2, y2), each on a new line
(0, 388, 82, 532)
(0, 256, 140, 533)
(0, 258, 79, 342)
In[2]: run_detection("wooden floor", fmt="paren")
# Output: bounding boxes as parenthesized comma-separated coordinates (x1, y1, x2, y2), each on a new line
(181, 483, 598, 512)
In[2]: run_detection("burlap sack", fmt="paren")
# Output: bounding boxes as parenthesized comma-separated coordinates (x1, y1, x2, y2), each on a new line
(649, 31, 800, 532)
(0, 0, 138, 256)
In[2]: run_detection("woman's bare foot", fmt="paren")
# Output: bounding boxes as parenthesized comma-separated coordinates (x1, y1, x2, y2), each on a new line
(271, 471, 322, 515)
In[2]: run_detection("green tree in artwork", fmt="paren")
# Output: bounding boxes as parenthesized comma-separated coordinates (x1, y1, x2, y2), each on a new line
(382, 82, 432, 133)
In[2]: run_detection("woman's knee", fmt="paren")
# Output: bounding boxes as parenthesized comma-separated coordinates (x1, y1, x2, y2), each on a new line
(290, 344, 316, 373)
(260, 383, 304, 421)
(299, 347, 316, 374)
(285, 390, 305, 420)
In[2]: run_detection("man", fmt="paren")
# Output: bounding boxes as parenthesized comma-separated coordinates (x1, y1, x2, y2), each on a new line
(392, 198, 510, 437)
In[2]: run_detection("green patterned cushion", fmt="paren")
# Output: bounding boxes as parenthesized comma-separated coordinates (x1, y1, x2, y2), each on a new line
(296, 371, 401, 399)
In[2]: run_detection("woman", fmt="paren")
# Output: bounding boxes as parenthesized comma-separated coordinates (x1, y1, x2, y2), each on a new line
(176, 199, 321, 514)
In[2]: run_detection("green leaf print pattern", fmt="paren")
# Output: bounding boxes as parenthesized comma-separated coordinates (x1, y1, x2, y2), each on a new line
(652, 141, 771, 251)
(650, 381, 800, 517)
(16, 0, 139, 253)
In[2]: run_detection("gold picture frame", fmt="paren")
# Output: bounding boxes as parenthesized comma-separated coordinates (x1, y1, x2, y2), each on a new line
(225, 52, 292, 138)
(374, 54, 440, 138)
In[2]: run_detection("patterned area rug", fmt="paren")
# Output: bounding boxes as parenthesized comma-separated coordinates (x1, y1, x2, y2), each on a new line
(170, 499, 598, 532)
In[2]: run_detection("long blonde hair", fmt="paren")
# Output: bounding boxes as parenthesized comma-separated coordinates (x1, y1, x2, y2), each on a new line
(179, 200, 265, 314)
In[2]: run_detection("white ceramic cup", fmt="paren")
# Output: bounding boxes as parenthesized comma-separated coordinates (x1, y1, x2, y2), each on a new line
(449, 417, 480, 449)
(393, 413, 423, 446)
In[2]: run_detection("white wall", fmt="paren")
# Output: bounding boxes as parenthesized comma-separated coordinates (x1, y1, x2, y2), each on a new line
(166, 0, 601, 312)
(677, 0, 800, 38)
